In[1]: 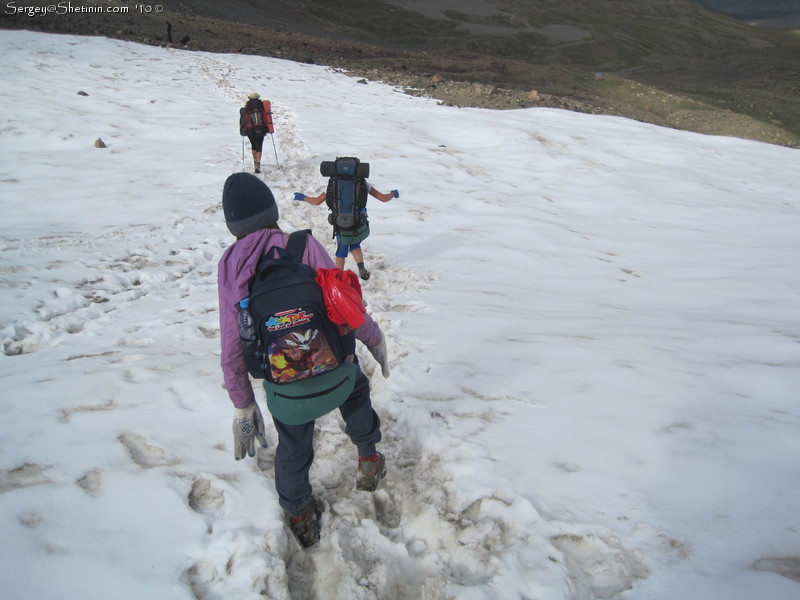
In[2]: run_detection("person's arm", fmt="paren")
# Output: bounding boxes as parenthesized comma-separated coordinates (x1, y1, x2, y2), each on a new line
(218, 256, 267, 460)
(217, 243, 261, 409)
(218, 280, 257, 409)
(294, 191, 327, 205)
(369, 187, 399, 203)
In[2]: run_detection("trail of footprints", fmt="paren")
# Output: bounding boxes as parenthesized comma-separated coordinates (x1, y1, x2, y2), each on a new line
(1, 424, 675, 600)
(1, 225, 221, 356)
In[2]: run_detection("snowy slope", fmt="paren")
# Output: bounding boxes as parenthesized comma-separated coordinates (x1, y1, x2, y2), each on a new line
(1, 30, 799, 600)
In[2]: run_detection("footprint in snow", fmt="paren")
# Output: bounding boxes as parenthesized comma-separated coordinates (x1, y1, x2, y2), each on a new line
(552, 533, 649, 599)
(118, 432, 180, 469)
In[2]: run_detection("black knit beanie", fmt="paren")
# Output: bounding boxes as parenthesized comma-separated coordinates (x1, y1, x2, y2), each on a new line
(222, 173, 279, 238)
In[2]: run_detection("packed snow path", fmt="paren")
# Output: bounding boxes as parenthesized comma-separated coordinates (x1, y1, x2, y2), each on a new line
(2, 32, 798, 600)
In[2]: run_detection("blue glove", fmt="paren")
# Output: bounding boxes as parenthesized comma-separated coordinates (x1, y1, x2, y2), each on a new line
(391, 189, 399, 198)
(294, 192, 305, 202)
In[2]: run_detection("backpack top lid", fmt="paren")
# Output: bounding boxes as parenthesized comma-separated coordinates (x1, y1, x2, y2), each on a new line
(320, 156, 369, 179)
(336, 157, 358, 176)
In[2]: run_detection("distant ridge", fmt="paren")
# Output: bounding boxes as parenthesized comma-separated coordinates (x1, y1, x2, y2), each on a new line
(1, 0, 798, 147)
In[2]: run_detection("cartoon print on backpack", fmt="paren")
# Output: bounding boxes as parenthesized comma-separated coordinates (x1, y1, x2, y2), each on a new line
(294, 156, 399, 280)
(268, 328, 338, 383)
(239, 93, 274, 173)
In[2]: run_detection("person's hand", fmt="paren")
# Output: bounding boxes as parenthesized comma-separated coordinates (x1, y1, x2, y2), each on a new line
(232, 402, 268, 460)
(367, 332, 390, 378)
(294, 192, 306, 202)
(390, 189, 399, 199)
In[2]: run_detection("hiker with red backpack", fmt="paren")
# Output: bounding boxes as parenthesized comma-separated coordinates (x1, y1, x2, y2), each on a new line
(239, 93, 275, 173)
(217, 172, 390, 548)
(294, 156, 399, 281)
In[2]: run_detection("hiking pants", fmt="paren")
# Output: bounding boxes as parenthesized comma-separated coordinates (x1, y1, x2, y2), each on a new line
(271, 366, 381, 516)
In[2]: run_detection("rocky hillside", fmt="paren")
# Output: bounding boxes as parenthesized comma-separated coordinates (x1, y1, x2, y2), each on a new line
(2, 0, 799, 147)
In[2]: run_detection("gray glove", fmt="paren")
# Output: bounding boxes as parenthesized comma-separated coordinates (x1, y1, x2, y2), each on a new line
(232, 402, 268, 460)
(367, 332, 390, 378)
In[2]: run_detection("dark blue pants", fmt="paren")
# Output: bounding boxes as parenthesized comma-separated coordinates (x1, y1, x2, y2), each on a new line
(272, 367, 381, 516)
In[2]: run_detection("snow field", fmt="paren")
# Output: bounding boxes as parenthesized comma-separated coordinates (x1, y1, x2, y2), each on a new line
(1, 31, 799, 600)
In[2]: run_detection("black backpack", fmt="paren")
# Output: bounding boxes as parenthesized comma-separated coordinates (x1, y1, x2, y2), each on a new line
(241, 230, 355, 384)
(320, 157, 370, 236)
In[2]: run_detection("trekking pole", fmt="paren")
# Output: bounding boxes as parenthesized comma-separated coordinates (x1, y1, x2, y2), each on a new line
(270, 133, 280, 169)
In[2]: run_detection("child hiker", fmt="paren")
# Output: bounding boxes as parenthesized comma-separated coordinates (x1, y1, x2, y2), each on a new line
(294, 157, 399, 281)
(218, 172, 390, 548)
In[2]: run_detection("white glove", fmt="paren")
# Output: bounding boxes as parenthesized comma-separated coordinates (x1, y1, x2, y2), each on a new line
(232, 402, 268, 460)
(367, 332, 390, 378)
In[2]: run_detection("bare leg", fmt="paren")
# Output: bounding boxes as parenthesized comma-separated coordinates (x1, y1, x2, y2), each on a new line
(251, 150, 262, 173)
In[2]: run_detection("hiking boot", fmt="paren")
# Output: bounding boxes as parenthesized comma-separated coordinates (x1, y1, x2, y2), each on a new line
(358, 266, 371, 281)
(288, 496, 322, 548)
(356, 453, 386, 491)
(254, 161, 261, 174)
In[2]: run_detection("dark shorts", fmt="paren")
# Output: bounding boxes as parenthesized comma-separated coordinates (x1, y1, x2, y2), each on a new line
(335, 242, 361, 258)
(247, 132, 266, 152)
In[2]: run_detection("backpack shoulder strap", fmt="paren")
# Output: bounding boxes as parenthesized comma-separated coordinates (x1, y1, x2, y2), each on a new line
(285, 229, 311, 263)
(251, 231, 309, 286)
(356, 178, 368, 209)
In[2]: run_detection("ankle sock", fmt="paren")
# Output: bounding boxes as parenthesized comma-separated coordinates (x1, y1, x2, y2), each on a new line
(289, 512, 308, 525)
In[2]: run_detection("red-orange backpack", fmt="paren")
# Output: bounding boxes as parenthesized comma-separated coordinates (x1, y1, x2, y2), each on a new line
(239, 99, 274, 136)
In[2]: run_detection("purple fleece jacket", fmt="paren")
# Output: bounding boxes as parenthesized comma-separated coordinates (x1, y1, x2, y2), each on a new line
(217, 228, 383, 409)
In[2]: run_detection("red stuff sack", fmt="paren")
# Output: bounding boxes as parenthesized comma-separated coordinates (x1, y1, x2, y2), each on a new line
(314, 268, 366, 329)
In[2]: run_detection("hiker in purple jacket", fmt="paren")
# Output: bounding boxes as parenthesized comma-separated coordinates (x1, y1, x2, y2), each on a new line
(217, 172, 390, 548)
